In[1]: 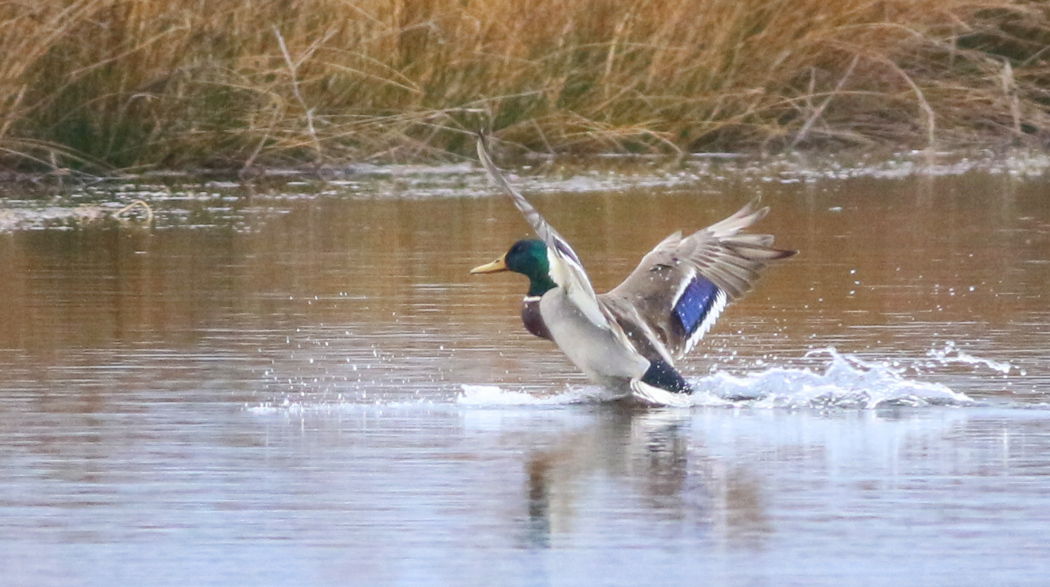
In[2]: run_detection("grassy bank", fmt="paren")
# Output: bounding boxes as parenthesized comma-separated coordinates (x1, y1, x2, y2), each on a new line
(2, 0, 1048, 172)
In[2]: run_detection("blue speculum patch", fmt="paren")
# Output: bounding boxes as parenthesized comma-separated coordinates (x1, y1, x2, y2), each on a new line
(674, 277, 719, 335)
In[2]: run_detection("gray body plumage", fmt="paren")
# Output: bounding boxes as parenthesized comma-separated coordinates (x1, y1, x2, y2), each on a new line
(540, 286, 650, 393)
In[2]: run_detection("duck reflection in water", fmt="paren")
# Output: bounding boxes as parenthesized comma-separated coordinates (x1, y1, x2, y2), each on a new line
(522, 407, 770, 550)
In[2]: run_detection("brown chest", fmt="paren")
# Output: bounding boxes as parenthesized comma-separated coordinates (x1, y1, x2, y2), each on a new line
(520, 296, 553, 341)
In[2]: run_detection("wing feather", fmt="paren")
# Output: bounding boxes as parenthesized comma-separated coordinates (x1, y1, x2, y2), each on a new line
(477, 135, 612, 332)
(477, 133, 795, 365)
(600, 199, 796, 361)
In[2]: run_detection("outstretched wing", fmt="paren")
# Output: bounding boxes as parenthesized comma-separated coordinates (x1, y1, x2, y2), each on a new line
(476, 136, 585, 272)
(599, 200, 796, 362)
(476, 135, 610, 330)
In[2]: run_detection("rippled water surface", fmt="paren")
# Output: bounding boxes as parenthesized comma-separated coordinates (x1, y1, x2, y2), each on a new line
(1, 153, 1049, 585)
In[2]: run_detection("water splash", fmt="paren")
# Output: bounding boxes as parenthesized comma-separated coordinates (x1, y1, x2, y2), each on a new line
(923, 341, 1012, 375)
(692, 348, 973, 408)
(454, 347, 975, 409)
(247, 346, 987, 412)
(456, 385, 605, 406)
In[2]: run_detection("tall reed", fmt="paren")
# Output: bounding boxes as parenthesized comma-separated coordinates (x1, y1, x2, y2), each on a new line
(1, 0, 1048, 171)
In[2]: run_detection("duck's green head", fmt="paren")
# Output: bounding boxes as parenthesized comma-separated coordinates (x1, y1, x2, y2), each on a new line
(471, 239, 557, 297)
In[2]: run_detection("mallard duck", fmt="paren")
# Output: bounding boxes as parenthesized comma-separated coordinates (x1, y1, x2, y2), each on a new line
(470, 137, 796, 406)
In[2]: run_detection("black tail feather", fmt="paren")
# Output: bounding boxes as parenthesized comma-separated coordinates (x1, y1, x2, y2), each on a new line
(641, 358, 692, 394)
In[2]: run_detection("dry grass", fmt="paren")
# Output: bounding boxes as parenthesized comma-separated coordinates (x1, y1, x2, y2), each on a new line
(1, 0, 1048, 171)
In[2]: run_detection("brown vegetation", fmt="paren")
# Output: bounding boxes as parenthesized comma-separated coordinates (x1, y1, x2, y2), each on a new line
(1, 0, 1048, 172)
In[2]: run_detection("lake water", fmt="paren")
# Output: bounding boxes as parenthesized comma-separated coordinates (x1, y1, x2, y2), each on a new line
(1, 152, 1049, 585)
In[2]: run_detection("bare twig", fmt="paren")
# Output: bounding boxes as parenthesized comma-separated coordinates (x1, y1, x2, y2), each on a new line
(115, 199, 154, 224)
(273, 27, 323, 164)
(1002, 59, 1022, 138)
(792, 54, 860, 148)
